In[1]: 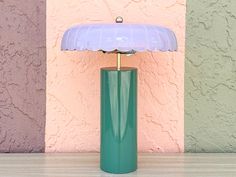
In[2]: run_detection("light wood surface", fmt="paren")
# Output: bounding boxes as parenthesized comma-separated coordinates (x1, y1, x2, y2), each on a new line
(0, 153, 236, 177)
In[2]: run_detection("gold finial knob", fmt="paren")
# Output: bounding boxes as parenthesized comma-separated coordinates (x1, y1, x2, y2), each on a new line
(115, 16, 123, 23)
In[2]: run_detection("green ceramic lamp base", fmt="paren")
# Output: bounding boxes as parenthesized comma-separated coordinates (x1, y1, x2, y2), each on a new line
(100, 67, 137, 174)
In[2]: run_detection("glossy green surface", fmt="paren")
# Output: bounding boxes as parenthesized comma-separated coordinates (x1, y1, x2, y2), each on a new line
(100, 67, 137, 174)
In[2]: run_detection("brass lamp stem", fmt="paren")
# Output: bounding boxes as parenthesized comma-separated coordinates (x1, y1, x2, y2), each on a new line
(117, 53, 121, 70)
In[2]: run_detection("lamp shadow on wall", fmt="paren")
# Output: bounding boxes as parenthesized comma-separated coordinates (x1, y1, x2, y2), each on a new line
(0, 0, 46, 152)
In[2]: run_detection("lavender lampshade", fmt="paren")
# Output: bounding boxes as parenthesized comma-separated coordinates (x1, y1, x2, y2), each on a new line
(61, 24, 177, 52)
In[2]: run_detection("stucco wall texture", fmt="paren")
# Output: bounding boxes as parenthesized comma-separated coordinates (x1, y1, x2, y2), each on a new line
(46, 0, 185, 152)
(185, 0, 236, 152)
(0, 0, 46, 152)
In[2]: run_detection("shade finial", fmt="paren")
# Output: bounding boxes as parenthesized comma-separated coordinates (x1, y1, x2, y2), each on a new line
(115, 16, 123, 23)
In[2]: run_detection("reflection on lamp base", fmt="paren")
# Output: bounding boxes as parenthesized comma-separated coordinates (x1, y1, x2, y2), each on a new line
(100, 67, 137, 174)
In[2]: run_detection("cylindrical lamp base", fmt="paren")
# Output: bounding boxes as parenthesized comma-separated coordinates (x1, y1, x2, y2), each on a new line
(100, 67, 137, 174)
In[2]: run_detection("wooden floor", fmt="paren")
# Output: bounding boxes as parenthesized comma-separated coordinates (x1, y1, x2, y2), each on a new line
(0, 153, 236, 177)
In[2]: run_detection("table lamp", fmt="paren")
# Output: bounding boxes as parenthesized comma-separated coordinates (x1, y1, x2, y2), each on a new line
(61, 16, 177, 174)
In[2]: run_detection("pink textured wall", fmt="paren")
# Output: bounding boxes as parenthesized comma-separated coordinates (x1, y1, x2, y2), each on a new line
(0, 0, 46, 152)
(46, 0, 185, 152)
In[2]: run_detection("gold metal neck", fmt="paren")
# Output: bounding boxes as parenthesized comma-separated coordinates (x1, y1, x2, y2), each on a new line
(117, 53, 121, 70)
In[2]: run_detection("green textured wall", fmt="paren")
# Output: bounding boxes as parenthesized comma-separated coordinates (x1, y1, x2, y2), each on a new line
(185, 0, 236, 152)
